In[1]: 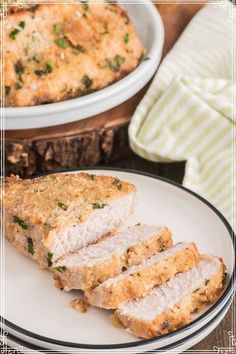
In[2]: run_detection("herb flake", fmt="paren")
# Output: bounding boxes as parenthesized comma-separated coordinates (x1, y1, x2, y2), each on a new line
(13, 215, 28, 229)
(55, 265, 67, 273)
(14, 60, 24, 75)
(15, 81, 23, 89)
(124, 33, 129, 44)
(106, 55, 125, 73)
(55, 38, 68, 49)
(54, 23, 62, 36)
(47, 252, 53, 267)
(58, 202, 68, 211)
(27, 237, 34, 255)
(81, 75, 93, 88)
(46, 60, 53, 73)
(9, 21, 25, 40)
(92, 202, 108, 209)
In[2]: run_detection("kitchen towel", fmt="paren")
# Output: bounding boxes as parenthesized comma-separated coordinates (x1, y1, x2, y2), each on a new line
(129, 2, 235, 227)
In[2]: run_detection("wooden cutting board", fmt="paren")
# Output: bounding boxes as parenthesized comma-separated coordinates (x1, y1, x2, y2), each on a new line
(5, 4, 204, 177)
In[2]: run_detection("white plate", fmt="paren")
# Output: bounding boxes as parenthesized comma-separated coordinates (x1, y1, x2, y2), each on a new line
(1, 168, 235, 353)
(5, 1, 164, 130)
(4, 297, 233, 354)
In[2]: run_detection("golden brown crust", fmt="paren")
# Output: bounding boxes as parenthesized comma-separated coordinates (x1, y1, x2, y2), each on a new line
(115, 257, 226, 338)
(4, 172, 136, 267)
(4, 3, 144, 107)
(70, 298, 89, 313)
(54, 227, 173, 291)
(4, 173, 135, 231)
(85, 243, 200, 309)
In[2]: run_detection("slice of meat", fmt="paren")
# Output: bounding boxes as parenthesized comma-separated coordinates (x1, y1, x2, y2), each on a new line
(115, 255, 226, 338)
(53, 225, 173, 291)
(4, 2, 144, 107)
(3, 173, 136, 268)
(85, 242, 200, 309)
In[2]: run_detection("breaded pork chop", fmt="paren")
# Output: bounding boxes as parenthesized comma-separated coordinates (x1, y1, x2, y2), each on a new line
(3, 173, 136, 268)
(54, 225, 173, 291)
(4, 2, 144, 107)
(85, 242, 200, 309)
(116, 255, 226, 338)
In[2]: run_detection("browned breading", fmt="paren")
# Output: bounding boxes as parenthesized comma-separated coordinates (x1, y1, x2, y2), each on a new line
(54, 226, 173, 291)
(3, 173, 136, 267)
(70, 298, 89, 313)
(115, 257, 226, 339)
(4, 2, 144, 107)
(85, 242, 200, 309)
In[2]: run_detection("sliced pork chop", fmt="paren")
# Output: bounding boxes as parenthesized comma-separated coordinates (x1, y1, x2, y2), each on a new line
(115, 255, 226, 338)
(3, 173, 136, 268)
(53, 224, 172, 291)
(85, 242, 200, 309)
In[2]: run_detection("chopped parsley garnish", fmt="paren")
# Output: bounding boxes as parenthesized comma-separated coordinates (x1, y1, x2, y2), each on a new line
(124, 33, 129, 44)
(81, 75, 93, 88)
(54, 23, 62, 36)
(14, 60, 24, 75)
(55, 38, 68, 49)
(15, 81, 23, 89)
(14, 60, 24, 88)
(112, 178, 122, 190)
(205, 279, 210, 286)
(58, 202, 68, 211)
(27, 237, 34, 255)
(35, 61, 53, 76)
(9, 21, 25, 40)
(106, 55, 125, 72)
(5, 86, 11, 95)
(92, 202, 108, 209)
(160, 320, 169, 329)
(157, 236, 165, 251)
(46, 60, 53, 73)
(55, 266, 67, 273)
(47, 252, 53, 267)
(13, 215, 28, 229)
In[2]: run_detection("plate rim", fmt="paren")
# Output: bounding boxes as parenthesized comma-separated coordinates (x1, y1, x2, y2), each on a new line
(2, 167, 236, 349)
(4, 296, 233, 353)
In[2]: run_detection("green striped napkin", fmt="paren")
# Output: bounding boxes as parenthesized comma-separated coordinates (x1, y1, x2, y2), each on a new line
(129, 2, 235, 227)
